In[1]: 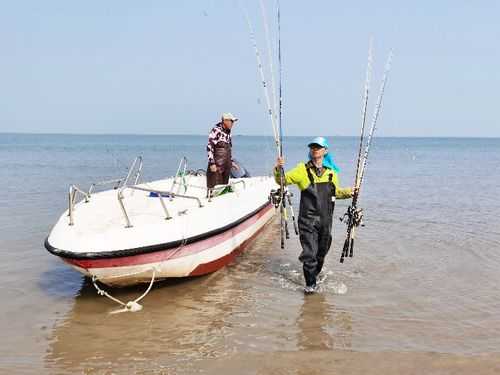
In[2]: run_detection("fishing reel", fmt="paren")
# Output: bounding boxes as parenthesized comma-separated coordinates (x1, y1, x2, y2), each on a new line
(269, 188, 283, 208)
(340, 206, 364, 228)
(269, 188, 299, 242)
(269, 189, 281, 208)
(339, 206, 364, 263)
(269, 189, 295, 207)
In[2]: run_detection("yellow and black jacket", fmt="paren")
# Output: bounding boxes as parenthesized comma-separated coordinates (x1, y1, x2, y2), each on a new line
(274, 161, 352, 228)
(275, 162, 352, 199)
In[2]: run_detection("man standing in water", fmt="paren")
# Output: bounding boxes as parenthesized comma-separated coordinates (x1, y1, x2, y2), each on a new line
(275, 137, 353, 294)
(206, 113, 238, 189)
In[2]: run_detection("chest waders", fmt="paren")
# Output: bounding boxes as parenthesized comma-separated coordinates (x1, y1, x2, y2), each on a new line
(298, 164, 336, 287)
(206, 143, 232, 189)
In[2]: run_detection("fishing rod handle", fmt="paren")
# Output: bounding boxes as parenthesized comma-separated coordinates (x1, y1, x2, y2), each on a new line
(280, 224, 285, 249)
(292, 217, 298, 235)
(340, 237, 349, 263)
(285, 192, 299, 235)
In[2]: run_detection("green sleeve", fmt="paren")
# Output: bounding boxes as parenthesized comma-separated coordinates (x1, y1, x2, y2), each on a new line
(332, 173, 353, 200)
(274, 163, 308, 188)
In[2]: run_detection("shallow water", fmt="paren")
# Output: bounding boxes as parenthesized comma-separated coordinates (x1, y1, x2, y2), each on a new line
(1, 134, 500, 374)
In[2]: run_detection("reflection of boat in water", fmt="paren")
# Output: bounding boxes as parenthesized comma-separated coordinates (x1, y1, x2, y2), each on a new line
(45, 157, 276, 286)
(44, 268, 259, 373)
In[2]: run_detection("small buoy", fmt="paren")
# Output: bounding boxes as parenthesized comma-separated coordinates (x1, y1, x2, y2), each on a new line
(126, 301, 143, 312)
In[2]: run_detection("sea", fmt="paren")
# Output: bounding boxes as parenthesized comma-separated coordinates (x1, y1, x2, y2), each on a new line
(1, 133, 500, 374)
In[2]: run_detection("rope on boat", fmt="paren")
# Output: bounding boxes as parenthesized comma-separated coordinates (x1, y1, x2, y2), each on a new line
(91, 268, 156, 314)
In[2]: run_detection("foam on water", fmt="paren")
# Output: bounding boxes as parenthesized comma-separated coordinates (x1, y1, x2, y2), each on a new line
(273, 264, 348, 295)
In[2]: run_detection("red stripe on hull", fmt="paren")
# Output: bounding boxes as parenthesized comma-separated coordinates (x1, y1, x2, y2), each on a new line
(188, 220, 269, 276)
(63, 203, 273, 270)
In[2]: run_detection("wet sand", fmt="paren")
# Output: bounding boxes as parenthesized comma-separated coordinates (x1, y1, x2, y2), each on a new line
(197, 351, 500, 375)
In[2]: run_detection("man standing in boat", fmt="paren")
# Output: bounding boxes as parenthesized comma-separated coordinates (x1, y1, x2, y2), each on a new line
(206, 113, 238, 189)
(275, 137, 354, 294)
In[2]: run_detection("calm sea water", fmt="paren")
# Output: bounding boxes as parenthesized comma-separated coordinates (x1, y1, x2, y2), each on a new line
(1, 133, 500, 374)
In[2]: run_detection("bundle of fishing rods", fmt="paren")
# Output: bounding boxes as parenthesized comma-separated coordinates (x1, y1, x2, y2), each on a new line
(340, 40, 393, 263)
(243, 2, 393, 255)
(243, 0, 298, 249)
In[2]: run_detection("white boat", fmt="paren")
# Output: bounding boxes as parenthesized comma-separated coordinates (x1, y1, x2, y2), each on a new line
(45, 157, 277, 287)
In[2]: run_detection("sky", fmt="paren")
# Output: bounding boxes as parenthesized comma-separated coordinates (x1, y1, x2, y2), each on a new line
(1, 1, 499, 137)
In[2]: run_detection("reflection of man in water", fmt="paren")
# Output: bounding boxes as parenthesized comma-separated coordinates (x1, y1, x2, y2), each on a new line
(297, 294, 334, 350)
(297, 293, 352, 351)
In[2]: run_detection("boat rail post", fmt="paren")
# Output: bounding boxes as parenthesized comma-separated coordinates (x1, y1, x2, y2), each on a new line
(158, 194, 172, 220)
(117, 190, 133, 228)
(123, 157, 137, 187)
(123, 156, 142, 188)
(68, 184, 90, 226)
(133, 156, 143, 185)
(178, 157, 188, 194)
(68, 187, 74, 226)
(171, 156, 188, 197)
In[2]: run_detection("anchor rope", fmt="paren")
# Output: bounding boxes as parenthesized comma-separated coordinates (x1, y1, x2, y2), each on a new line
(91, 268, 156, 313)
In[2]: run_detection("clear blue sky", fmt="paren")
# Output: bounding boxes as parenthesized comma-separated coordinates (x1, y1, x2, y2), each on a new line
(1, 1, 499, 137)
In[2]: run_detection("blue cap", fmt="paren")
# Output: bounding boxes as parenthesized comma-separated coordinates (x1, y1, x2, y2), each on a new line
(307, 136, 329, 149)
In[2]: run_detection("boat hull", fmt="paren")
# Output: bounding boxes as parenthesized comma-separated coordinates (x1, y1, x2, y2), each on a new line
(57, 202, 275, 286)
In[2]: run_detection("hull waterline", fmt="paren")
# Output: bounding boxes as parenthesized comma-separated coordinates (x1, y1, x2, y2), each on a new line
(57, 202, 274, 286)
(45, 173, 277, 287)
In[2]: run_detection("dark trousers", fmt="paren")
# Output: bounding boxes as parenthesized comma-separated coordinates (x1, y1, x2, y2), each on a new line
(206, 166, 230, 189)
(298, 218, 333, 286)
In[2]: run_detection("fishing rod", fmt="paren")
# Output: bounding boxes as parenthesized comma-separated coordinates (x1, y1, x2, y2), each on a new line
(339, 40, 373, 263)
(259, 0, 278, 122)
(242, 5, 280, 147)
(276, 0, 298, 245)
(358, 50, 393, 187)
(354, 38, 373, 191)
(241, 1, 297, 248)
(277, 0, 287, 248)
(340, 48, 393, 263)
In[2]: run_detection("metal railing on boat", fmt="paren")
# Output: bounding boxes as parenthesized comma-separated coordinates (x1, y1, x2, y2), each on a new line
(86, 156, 143, 196)
(116, 178, 247, 228)
(67, 155, 248, 228)
(88, 178, 123, 195)
(169, 157, 247, 199)
(170, 156, 188, 194)
(68, 185, 90, 226)
(67, 156, 143, 226)
(117, 185, 204, 228)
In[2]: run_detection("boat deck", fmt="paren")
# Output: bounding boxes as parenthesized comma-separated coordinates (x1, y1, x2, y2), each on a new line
(46, 175, 276, 257)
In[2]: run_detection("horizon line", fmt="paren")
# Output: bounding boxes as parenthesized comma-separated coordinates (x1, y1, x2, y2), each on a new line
(1, 131, 499, 139)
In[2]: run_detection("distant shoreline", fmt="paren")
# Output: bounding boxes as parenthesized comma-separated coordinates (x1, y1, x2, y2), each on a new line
(1, 132, 499, 139)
